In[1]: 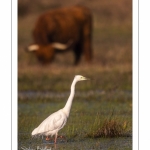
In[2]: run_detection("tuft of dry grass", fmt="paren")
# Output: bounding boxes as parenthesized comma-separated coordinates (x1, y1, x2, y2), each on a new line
(94, 120, 126, 137)
(86, 112, 130, 138)
(88, 119, 128, 138)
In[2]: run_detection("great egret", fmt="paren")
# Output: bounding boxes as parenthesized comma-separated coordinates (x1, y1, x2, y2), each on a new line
(31, 75, 89, 143)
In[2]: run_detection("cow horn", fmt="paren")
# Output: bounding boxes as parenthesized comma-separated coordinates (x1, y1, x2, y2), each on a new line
(52, 43, 68, 50)
(28, 44, 39, 51)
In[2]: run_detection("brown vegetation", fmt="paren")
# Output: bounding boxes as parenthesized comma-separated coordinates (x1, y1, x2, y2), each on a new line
(87, 119, 128, 138)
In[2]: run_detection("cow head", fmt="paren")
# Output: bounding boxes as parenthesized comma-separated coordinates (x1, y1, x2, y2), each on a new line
(26, 42, 71, 64)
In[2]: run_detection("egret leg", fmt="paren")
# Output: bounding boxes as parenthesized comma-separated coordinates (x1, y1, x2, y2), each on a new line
(58, 135, 66, 139)
(46, 136, 50, 141)
(58, 135, 66, 142)
(54, 133, 58, 144)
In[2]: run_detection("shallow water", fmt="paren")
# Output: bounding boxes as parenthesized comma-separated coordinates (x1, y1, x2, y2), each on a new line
(18, 90, 132, 99)
(19, 134, 132, 150)
(18, 90, 132, 150)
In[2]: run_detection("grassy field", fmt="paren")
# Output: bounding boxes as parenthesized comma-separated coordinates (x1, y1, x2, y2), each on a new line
(18, 0, 132, 149)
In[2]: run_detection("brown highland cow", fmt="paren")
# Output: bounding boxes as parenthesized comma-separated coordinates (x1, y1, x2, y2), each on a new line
(27, 5, 93, 65)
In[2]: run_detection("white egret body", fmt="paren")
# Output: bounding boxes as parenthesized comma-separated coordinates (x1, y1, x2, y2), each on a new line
(31, 75, 89, 143)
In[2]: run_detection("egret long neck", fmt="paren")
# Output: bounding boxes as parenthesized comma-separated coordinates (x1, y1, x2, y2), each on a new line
(63, 79, 77, 117)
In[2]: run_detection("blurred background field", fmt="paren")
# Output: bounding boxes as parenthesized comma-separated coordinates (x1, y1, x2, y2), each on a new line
(18, 0, 132, 70)
(18, 0, 132, 91)
(18, 0, 132, 149)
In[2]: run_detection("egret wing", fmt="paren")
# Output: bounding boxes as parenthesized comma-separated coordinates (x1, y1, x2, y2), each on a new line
(34, 110, 67, 135)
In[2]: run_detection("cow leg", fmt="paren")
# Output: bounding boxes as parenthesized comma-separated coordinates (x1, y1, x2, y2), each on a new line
(83, 38, 92, 63)
(82, 19, 93, 63)
(73, 44, 82, 65)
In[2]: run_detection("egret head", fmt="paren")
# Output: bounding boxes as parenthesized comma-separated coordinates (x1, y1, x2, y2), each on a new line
(74, 75, 89, 82)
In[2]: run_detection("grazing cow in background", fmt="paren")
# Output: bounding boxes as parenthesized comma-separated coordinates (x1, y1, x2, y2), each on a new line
(27, 5, 93, 65)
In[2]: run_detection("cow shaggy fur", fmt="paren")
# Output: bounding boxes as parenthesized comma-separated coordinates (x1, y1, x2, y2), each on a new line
(27, 5, 93, 65)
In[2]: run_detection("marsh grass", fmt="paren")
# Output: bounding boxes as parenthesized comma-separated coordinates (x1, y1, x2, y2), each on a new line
(86, 113, 130, 138)
(18, 91, 132, 138)
(18, 67, 132, 91)
(18, 88, 132, 150)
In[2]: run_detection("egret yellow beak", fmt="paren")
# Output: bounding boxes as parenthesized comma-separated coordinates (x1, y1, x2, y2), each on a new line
(82, 77, 90, 80)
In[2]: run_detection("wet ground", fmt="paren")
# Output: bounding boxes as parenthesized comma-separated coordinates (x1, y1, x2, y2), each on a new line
(19, 135, 132, 150)
(18, 90, 132, 150)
